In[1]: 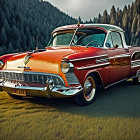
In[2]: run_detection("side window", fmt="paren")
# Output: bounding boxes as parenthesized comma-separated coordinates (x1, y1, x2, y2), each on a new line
(105, 33, 113, 48)
(111, 32, 123, 48)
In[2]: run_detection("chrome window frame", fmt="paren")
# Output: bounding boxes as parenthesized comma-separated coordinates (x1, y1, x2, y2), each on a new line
(103, 30, 128, 49)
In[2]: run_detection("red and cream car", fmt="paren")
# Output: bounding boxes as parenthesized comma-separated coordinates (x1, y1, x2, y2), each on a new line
(0, 24, 140, 105)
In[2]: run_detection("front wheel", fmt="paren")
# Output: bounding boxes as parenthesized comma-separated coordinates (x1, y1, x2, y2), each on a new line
(74, 74, 98, 105)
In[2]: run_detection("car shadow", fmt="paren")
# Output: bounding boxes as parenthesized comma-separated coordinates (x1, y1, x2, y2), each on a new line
(23, 81, 140, 117)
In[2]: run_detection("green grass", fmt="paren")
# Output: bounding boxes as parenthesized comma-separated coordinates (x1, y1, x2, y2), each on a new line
(0, 81, 140, 140)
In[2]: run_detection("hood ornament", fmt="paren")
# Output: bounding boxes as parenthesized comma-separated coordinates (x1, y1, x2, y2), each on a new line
(24, 53, 32, 65)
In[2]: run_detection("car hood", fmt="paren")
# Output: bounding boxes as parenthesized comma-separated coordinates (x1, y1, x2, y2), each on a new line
(3, 46, 103, 74)
(4, 47, 73, 74)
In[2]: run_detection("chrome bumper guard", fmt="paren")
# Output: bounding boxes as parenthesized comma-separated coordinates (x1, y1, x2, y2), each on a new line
(0, 81, 82, 98)
(0, 70, 82, 98)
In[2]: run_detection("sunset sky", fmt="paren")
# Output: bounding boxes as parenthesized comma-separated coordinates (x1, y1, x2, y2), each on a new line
(46, 0, 135, 21)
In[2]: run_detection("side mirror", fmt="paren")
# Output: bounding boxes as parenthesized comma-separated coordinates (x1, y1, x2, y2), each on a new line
(105, 43, 111, 48)
(114, 44, 119, 49)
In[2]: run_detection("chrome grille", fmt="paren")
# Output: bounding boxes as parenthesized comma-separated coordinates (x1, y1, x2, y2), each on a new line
(0, 71, 64, 86)
(66, 73, 79, 85)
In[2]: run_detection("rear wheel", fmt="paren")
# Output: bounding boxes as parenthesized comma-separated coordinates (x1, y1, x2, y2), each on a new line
(7, 93, 23, 99)
(74, 74, 99, 105)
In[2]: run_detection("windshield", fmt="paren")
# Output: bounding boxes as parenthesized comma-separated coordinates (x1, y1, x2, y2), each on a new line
(51, 29, 106, 47)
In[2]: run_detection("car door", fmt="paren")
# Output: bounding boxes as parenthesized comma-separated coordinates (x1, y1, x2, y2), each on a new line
(105, 31, 131, 84)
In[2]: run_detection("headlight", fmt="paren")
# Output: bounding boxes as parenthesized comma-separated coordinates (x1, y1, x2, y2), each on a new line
(0, 61, 4, 69)
(61, 62, 74, 74)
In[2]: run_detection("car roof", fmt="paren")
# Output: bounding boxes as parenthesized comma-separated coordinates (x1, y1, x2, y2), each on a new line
(52, 24, 124, 34)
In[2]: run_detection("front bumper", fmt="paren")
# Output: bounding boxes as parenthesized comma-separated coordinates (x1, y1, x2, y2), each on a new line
(0, 81, 83, 98)
(0, 70, 82, 98)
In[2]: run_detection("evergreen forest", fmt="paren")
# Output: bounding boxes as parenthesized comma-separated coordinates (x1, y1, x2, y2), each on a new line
(90, 0, 140, 46)
(0, 0, 140, 56)
(0, 0, 77, 55)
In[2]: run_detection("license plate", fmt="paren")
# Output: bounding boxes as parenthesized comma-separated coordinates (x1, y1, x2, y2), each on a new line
(10, 89, 26, 96)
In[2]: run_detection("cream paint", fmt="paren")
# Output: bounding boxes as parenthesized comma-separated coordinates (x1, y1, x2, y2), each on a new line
(4, 58, 25, 71)
(4, 58, 59, 74)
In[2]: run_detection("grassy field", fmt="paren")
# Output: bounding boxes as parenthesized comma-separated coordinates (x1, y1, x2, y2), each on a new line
(0, 81, 140, 140)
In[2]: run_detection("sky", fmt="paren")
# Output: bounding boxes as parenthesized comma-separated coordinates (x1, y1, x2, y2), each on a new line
(45, 0, 136, 21)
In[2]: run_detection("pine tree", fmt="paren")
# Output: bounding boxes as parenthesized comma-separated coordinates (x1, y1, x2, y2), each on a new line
(101, 10, 109, 24)
(110, 5, 116, 20)
(122, 13, 128, 30)
(98, 13, 101, 23)
(8, 42, 13, 53)
(131, 16, 137, 33)
(78, 16, 82, 23)
(11, 25, 18, 41)
(0, 27, 7, 45)
(136, 16, 140, 37)
(110, 5, 116, 25)
(0, 7, 6, 29)
(136, 0, 140, 14)
(136, 38, 140, 45)
(5, 6, 10, 23)
(110, 17, 116, 25)
(0, 46, 5, 55)
(3, 18, 10, 38)
(130, 33, 136, 45)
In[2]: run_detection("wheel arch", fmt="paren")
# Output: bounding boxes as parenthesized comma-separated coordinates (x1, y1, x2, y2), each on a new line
(84, 70, 104, 90)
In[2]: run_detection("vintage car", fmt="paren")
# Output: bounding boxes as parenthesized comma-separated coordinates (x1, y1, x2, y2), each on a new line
(0, 23, 140, 105)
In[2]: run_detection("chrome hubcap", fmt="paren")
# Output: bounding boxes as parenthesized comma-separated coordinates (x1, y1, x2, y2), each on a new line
(83, 76, 96, 101)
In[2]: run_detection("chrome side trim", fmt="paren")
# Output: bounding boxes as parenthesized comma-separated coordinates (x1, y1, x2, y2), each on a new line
(131, 59, 140, 63)
(109, 54, 130, 59)
(105, 78, 127, 89)
(96, 58, 109, 64)
(76, 62, 110, 70)
(106, 71, 140, 89)
(131, 65, 140, 68)
(131, 60, 140, 68)
(70, 54, 108, 62)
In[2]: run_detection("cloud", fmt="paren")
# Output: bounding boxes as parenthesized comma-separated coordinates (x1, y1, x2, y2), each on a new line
(46, 0, 135, 21)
